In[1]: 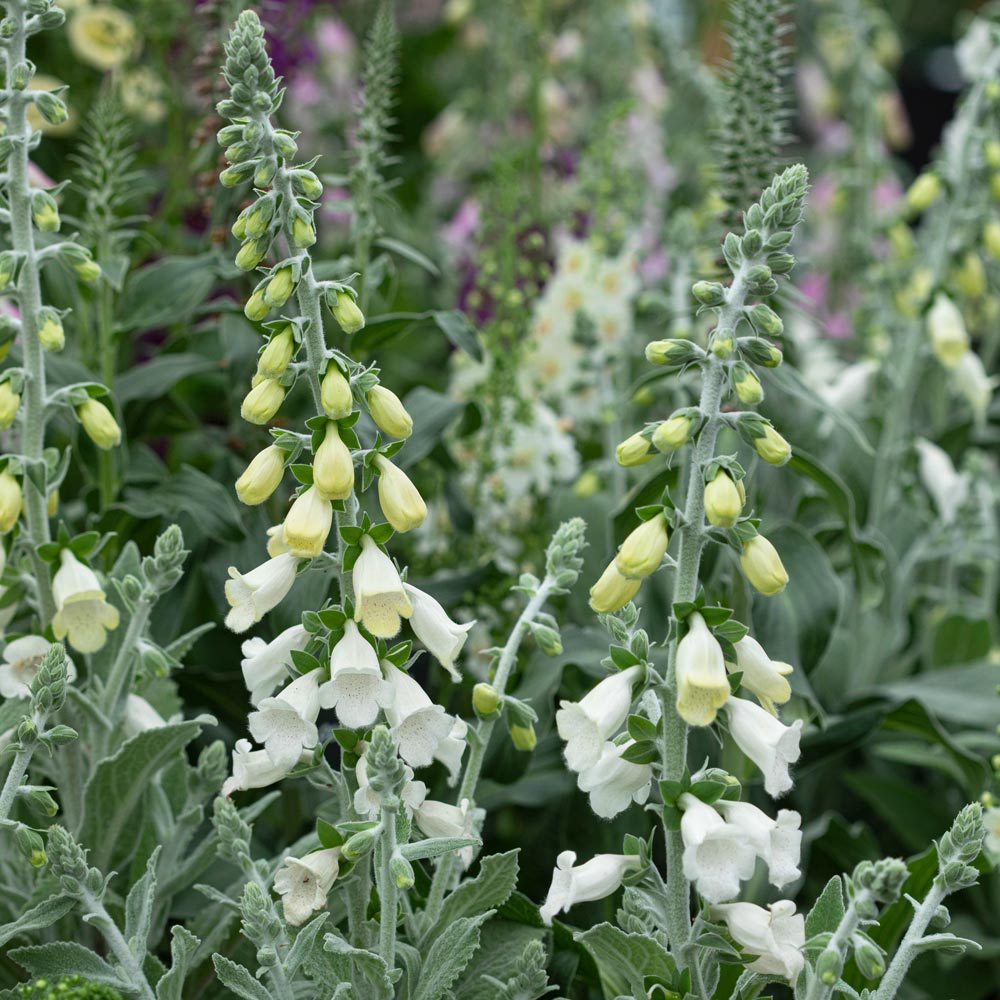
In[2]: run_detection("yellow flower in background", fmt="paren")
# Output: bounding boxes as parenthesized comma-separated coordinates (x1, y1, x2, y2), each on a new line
(120, 67, 167, 124)
(25, 76, 76, 136)
(68, 5, 137, 71)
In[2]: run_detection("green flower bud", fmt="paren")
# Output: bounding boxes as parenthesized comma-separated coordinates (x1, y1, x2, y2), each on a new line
(710, 330, 735, 358)
(391, 854, 415, 890)
(816, 947, 843, 985)
(33, 91, 68, 126)
(264, 266, 297, 308)
(290, 212, 316, 249)
(77, 398, 121, 450)
(509, 722, 536, 751)
(235, 238, 266, 271)
(291, 169, 323, 200)
(530, 622, 563, 656)
(342, 827, 378, 861)
(740, 535, 788, 596)
(0, 379, 20, 429)
(31, 191, 59, 232)
(748, 303, 783, 336)
(329, 289, 365, 333)
(852, 935, 886, 980)
(692, 280, 726, 306)
(645, 338, 703, 366)
(472, 682, 501, 718)
(235, 444, 286, 505)
(652, 411, 697, 454)
(240, 378, 285, 425)
(704, 471, 743, 528)
(256, 326, 295, 378)
(22, 787, 59, 818)
(616, 430, 653, 467)
(244, 287, 270, 321)
(73, 258, 101, 283)
(732, 363, 763, 404)
(367, 384, 413, 439)
(38, 309, 64, 352)
(321, 364, 354, 419)
(15, 825, 46, 868)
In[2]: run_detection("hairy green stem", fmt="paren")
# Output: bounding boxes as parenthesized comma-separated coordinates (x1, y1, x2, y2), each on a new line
(803, 896, 864, 1000)
(376, 811, 398, 967)
(871, 881, 946, 1000)
(0, 711, 44, 824)
(80, 890, 156, 1000)
(102, 596, 152, 724)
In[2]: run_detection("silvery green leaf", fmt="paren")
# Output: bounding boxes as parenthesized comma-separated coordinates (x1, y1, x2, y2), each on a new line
(422, 849, 519, 943)
(8, 942, 126, 989)
(400, 836, 481, 861)
(805, 875, 846, 941)
(124, 845, 160, 958)
(284, 912, 329, 978)
(413, 912, 492, 1000)
(156, 925, 200, 1000)
(574, 922, 677, 999)
(911, 933, 981, 955)
(0, 894, 76, 948)
(212, 955, 274, 1000)
(313, 931, 394, 1000)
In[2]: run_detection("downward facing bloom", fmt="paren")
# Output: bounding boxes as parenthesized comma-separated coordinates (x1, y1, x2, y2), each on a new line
(680, 793, 757, 903)
(224, 552, 299, 633)
(403, 583, 474, 681)
(539, 850, 641, 926)
(725, 697, 802, 798)
(248, 670, 322, 769)
(615, 513, 669, 579)
(589, 560, 641, 613)
(576, 740, 652, 819)
(556, 664, 642, 773)
(281, 485, 333, 558)
(715, 800, 802, 889)
(51, 550, 120, 653)
(274, 847, 342, 926)
(675, 612, 730, 727)
(353, 535, 412, 638)
(374, 455, 427, 533)
(240, 624, 310, 705)
(414, 797, 482, 868)
(728, 635, 793, 715)
(713, 900, 805, 981)
(222, 738, 300, 797)
(382, 662, 455, 769)
(318, 620, 394, 728)
(927, 293, 969, 368)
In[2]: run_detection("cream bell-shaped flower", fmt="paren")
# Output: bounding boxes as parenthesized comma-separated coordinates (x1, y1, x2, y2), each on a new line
(123, 694, 168, 738)
(281, 485, 333, 558)
(927, 293, 970, 368)
(414, 797, 482, 869)
(403, 583, 474, 681)
(728, 635, 793, 715)
(382, 661, 455, 769)
(222, 738, 301, 797)
(374, 455, 427, 533)
(266, 524, 290, 558)
(725, 697, 802, 798)
(715, 800, 802, 890)
(0, 470, 22, 534)
(354, 753, 427, 818)
(0, 636, 76, 699)
(675, 612, 730, 727)
(248, 670, 322, 769)
(952, 349, 995, 423)
(318, 620, 394, 729)
(679, 793, 757, 903)
(576, 740, 652, 819)
(615, 514, 669, 579)
(235, 444, 286, 505)
(353, 535, 412, 638)
(712, 900, 805, 981)
(240, 624, 310, 706)
(51, 550, 120, 654)
(589, 559, 641, 612)
(274, 847, 341, 926)
(740, 535, 788, 596)
(313, 422, 355, 500)
(704, 471, 744, 528)
(225, 553, 299, 633)
(915, 439, 968, 524)
(539, 851, 641, 926)
(556, 665, 642, 773)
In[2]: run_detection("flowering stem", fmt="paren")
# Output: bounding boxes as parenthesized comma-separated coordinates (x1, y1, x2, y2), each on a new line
(102, 596, 152, 725)
(376, 810, 398, 968)
(0, 712, 44, 824)
(4, 3, 54, 624)
(870, 880, 946, 1000)
(79, 889, 156, 1000)
(803, 896, 864, 1000)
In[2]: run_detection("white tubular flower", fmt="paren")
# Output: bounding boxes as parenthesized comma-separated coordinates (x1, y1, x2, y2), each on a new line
(248, 670, 322, 769)
(281, 485, 334, 558)
(318, 620, 394, 729)
(414, 797, 482, 869)
(353, 535, 412, 639)
(729, 635, 793, 715)
(273, 847, 341, 926)
(0, 636, 76, 698)
(222, 738, 300, 797)
(382, 661, 454, 769)
(951, 349, 995, 423)
(225, 552, 299, 633)
(555, 665, 642, 773)
(679, 793, 757, 903)
(51, 550, 120, 654)
(915, 439, 968, 524)
(675, 612, 730, 727)
(123, 694, 168, 737)
(240, 624, 310, 706)
(539, 850, 641, 926)
(266, 524, 291, 558)
(353, 753, 427, 818)
(434, 717, 468, 785)
(576, 741, 652, 819)
(716, 800, 802, 890)
(403, 583, 474, 681)
(713, 900, 805, 981)
(927, 293, 969, 368)
(725, 697, 802, 798)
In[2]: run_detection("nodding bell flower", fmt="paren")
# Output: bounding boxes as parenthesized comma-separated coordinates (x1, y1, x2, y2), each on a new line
(353, 535, 412, 638)
(725, 696, 802, 798)
(0, 636, 76, 699)
(240, 624, 310, 705)
(927, 293, 970, 369)
(740, 535, 788, 596)
(222, 738, 303, 797)
(753, 424, 791, 466)
(367, 384, 413, 440)
(291, 213, 317, 249)
(235, 238, 266, 271)
(318, 620, 394, 729)
(321, 364, 354, 419)
(330, 289, 365, 333)
(281, 485, 333, 558)
(381, 661, 456, 770)
(0, 380, 20, 429)
(728, 635, 793, 714)
(31, 191, 60, 232)
(274, 847, 341, 926)
(51, 550, 121, 654)
(577, 740, 652, 819)
(123, 695, 169, 737)
(952, 348, 995, 424)
(679, 793, 757, 903)
(248, 669, 322, 769)
(374, 455, 427, 532)
(652, 411, 696, 454)
(403, 583, 474, 681)
(615, 430, 653, 467)
(266, 524, 290, 558)
(435, 717, 469, 783)
(77, 398, 121, 450)
(556, 665, 642, 773)
(38, 310, 64, 352)
(675, 612, 730, 727)
(241, 377, 286, 425)
(615, 513, 669, 579)
(539, 850, 641, 926)
(235, 444, 286, 506)
(264, 266, 297, 308)
(414, 797, 482, 869)
(915, 439, 967, 524)
(0, 470, 22, 533)
(715, 800, 802, 889)
(224, 552, 299, 633)
(313, 422, 354, 500)
(354, 753, 427, 818)
(712, 900, 805, 981)
(589, 559, 641, 613)
(244, 287, 269, 322)
(256, 326, 295, 378)
(704, 471, 744, 528)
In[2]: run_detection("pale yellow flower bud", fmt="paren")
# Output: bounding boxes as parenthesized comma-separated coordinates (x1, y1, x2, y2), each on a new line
(244, 287, 270, 321)
(236, 239, 265, 271)
(652, 413, 695, 454)
(330, 290, 365, 333)
(589, 559, 641, 613)
(264, 266, 297, 308)
(241, 378, 286, 425)
(753, 424, 791, 466)
(927, 293, 969, 368)
(740, 535, 789, 596)
(291, 216, 316, 248)
(615, 431, 653, 467)
(257, 326, 295, 378)
(906, 172, 941, 214)
(704, 471, 744, 528)
(77, 398, 121, 450)
(615, 514, 669, 579)
(985, 220, 1000, 260)
(0, 470, 22, 533)
(509, 723, 537, 751)
(47, 489, 59, 517)
(313, 422, 354, 501)
(38, 312, 64, 352)
(375, 455, 426, 532)
(954, 252, 986, 299)
(733, 367, 763, 404)
(0, 381, 20, 429)
(74, 259, 101, 282)
(321, 365, 353, 419)
(281, 485, 333, 558)
(367, 385, 413, 440)
(235, 445, 286, 505)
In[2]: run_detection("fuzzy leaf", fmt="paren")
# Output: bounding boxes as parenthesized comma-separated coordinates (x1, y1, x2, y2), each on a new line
(0, 895, 76, 948)
(426, 850, 519, 942)
(156, 925, 200, 1000)
(575, 922, 676, 998)
(805, 876, 845, 940)
(9, 942, 124, 988)
(212, 954, 274, 1000)
(413, 912, 492, 1000)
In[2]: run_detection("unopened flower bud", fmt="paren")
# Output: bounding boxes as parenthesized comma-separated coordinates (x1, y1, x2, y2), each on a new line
(23, 787, 59, 818)
(313, 422, 354, 500)
(374, 454, 426, 532)
(73, 258, 101, 282)
(740, 535, 788, 596)
(290, 212, 316, 249)
(235, 444, 286, 505)
(367, 385, 413, 439)
(77, 398, 121, 450)
(748, 303, 783, 336)
(235, 238, 266, 271)
(0, 470, 23, 533)
(816, 947, 843, 985)
(954, 252, 986, 299)
(257, 326, 295, 378)
(0, 380, 20, 429)
(264, 266, 297, 308)
(15, 825, 46, 868)
(241, 378, 286, 425)
(927, 293, 969, 368)
(732, 363, 763, 404)
(753, 423, 791, 466)
(391, 854, 415, 890)
(616, 430, 653, 467)
(530, 622, 563, 656)
(645, 339, 703, 366)
(906, 172, 941, 213)
(38, 309, 64, 352)
(704, 471, 743, 528)
(47, 489, 58, 516)
(329, 289, 365, 333)
(31, 191, 59, 232)
(472, 682, 501, 718)
(590, 559, 641, 613)
(616, 513, 669, 579)
(710, 330, 735, 358)
(984, 219, 1000, 259)
(0, 251, 15, 288)
(244, 287, 270, 321)
(692, 280, 726, 306)
(34, 91, 68, 126)
(342, 828, 377, 861)
(652, 411, 696, 454)
(292, 170, 323, 200)
(852, 935, 885, 980)
(509, 722, 536, 751)
(321, 364, 354, 419)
